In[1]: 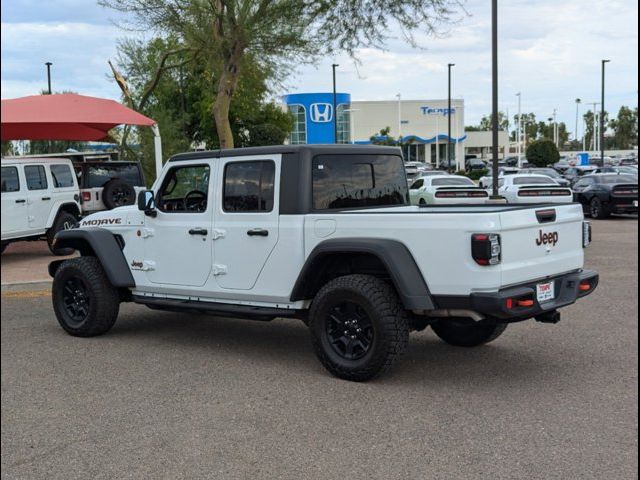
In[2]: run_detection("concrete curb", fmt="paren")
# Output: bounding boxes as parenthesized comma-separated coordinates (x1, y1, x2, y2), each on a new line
(1, 280, 52, 294)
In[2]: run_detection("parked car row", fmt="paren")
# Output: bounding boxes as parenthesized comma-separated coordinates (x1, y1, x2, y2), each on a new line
(1, 155, 146, 254)
(407, 169, 638, 218)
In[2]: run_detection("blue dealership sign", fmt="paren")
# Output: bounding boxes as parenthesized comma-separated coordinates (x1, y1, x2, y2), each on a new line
(283, 92, 351, 144)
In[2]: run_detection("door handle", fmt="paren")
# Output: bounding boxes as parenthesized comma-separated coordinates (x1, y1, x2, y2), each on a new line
(188, 228, 208, 236)
(247, 228, 269, 237)
(42, 197, 51, 201)
(15, 199, 26, 204)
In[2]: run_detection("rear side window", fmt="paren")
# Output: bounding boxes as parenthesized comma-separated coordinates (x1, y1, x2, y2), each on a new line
(223, 161, 275, 212)
(50, 164, 75, 188)
(312, 154, 408, 210)
(25, 165, 48, 190)
(410, 179, 424, 190)
(86, 164, 143, 188)
(1, 167, 20, 192)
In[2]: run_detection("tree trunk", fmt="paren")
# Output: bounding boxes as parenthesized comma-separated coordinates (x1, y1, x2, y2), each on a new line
(213, 46, 243, 149)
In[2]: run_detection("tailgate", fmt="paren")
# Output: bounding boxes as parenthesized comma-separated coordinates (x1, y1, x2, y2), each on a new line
(499, 204, 585, 286)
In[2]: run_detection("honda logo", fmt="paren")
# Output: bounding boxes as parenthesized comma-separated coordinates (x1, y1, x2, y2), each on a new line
(310, 103, 333, 123)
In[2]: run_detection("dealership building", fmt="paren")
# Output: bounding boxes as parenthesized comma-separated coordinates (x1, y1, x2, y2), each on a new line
(283, 92, 479, 170)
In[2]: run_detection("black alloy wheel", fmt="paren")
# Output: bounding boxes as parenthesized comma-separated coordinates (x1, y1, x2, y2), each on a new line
(326, 301, 374, 361)
(61, 277, 91, 327)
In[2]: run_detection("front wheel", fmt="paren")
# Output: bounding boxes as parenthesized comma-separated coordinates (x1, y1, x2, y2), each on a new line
(589, 197, 610, 219)
(309, 274, 409, 382)
(52, 257, 120, 337)
(431, 318, 507, 347)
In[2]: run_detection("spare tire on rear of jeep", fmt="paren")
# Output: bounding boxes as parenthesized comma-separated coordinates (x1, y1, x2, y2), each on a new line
(102, 179, 136, 210)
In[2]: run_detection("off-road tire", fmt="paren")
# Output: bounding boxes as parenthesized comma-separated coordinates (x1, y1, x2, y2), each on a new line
(431, 318, 507, 347)
(309, 274, 409, 382)
(47, 211, 77, 255)
(589, 197, 610, 219)
(52, 257, 120, 337)
(102, 179, 136, 210)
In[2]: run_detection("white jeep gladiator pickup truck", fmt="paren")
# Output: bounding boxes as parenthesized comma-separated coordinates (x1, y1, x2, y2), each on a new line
(49, 145, 598, 381)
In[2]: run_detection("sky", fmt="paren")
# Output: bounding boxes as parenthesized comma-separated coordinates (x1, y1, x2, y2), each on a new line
(1, 0, 638, 131)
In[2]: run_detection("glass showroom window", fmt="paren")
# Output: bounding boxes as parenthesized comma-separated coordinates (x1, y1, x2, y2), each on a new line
(337, 104, 351, 144)
(288, 105, 307, 144)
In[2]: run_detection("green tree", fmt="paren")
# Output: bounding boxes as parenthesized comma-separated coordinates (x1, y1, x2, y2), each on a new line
(477, 112, 509, 131)
(370, 127, 398, 146)
(526, 138, 560, 167)
(609, 106, 638, 149)
(111, 36, 292, 182)
(1, 141, 14, 156)
(583, 110, 609, 151)
(100, 0, 464, 149)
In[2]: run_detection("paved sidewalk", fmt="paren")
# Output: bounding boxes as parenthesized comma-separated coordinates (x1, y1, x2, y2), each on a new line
(1, 241, 75, 292)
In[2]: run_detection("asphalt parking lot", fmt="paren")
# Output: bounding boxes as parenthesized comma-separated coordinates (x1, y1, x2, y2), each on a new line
(1, 218, 637, 480)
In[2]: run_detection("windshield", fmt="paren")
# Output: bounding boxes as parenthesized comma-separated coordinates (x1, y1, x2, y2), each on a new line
(86, 163, 143, 188)
(312, 154, 409, 210)
(532, 169, 561, 178)
(432, 177, 475, 186)
(513, 176, 556, 185)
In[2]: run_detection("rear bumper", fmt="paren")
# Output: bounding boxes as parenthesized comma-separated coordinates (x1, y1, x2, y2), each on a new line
(470, 270, 599, 321)
(433, 270, 599, 322)
(610, 197, 638, 213)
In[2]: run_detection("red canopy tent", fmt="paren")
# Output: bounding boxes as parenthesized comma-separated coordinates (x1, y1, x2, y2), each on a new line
(1, 93, 164, 176)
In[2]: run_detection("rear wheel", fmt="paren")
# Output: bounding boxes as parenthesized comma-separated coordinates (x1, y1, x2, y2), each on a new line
(431, 318, 507, 347)
(419, 198, 427, 206)
(309, 274, 409, 382)
(52, 257, 120, 337)
(589, 197, 610, 219)
(47, 211, 77, 255)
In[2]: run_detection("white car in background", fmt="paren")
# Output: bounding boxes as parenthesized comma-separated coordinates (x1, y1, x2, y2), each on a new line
(478, 167, 520, 188)
(410, 175, 488, 205)
(487, 174, 573, 204)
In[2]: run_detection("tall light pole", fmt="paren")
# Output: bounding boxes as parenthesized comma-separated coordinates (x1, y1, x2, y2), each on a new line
(600, 60, 610, 161)
(490, 0, 500, 198)
(447, 63, 455, 170)
(516, 92, 522, 166)
(575, 98, 582, 144)
(45, 62, 52, 94)
(332, 63, 339, 144)
(552, 109, 558, 148)
(396, 93, 402, 140)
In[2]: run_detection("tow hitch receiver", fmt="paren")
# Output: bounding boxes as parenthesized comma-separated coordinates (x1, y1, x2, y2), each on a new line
(536, 310, 561, 324)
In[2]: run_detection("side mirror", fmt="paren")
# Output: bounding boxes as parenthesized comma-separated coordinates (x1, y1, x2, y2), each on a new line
(137, 190, 157, 216)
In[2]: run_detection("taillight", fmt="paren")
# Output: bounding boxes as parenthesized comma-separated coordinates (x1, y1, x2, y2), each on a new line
(471, 233, 501, 266)
(583, 221, 592, 248)
(82, 191, 91, 202)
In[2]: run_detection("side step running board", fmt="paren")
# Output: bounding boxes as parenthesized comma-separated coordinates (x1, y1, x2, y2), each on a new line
(132, 295, 301, 321)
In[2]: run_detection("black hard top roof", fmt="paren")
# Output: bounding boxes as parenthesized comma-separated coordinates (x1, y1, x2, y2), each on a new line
(168, 144, 403, 162)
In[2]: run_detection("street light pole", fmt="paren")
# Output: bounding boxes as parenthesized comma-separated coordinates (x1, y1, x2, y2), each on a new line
(490, 0, 500, 199)
(396, 93, 402, 140)
(45, 62, 52, 94)
(332, 63, 339, 144)
(575, 98, 582, 144)
(447, 63, 455, 170)
(516, 92, 522, 166)
(600, 59, 610, 161)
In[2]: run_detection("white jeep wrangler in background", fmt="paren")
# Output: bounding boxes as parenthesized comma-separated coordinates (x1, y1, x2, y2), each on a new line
(49, 145, 598, 381)
(1, 157, 81, 255)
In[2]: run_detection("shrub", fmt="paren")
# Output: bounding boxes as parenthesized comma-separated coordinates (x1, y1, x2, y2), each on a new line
(526, 139, 560, 167)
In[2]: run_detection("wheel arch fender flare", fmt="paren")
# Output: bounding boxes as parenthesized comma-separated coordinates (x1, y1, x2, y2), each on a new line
(290, 238, 435, 311)
(45, 202, 81, 229)
(48, 228, 135, 288)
